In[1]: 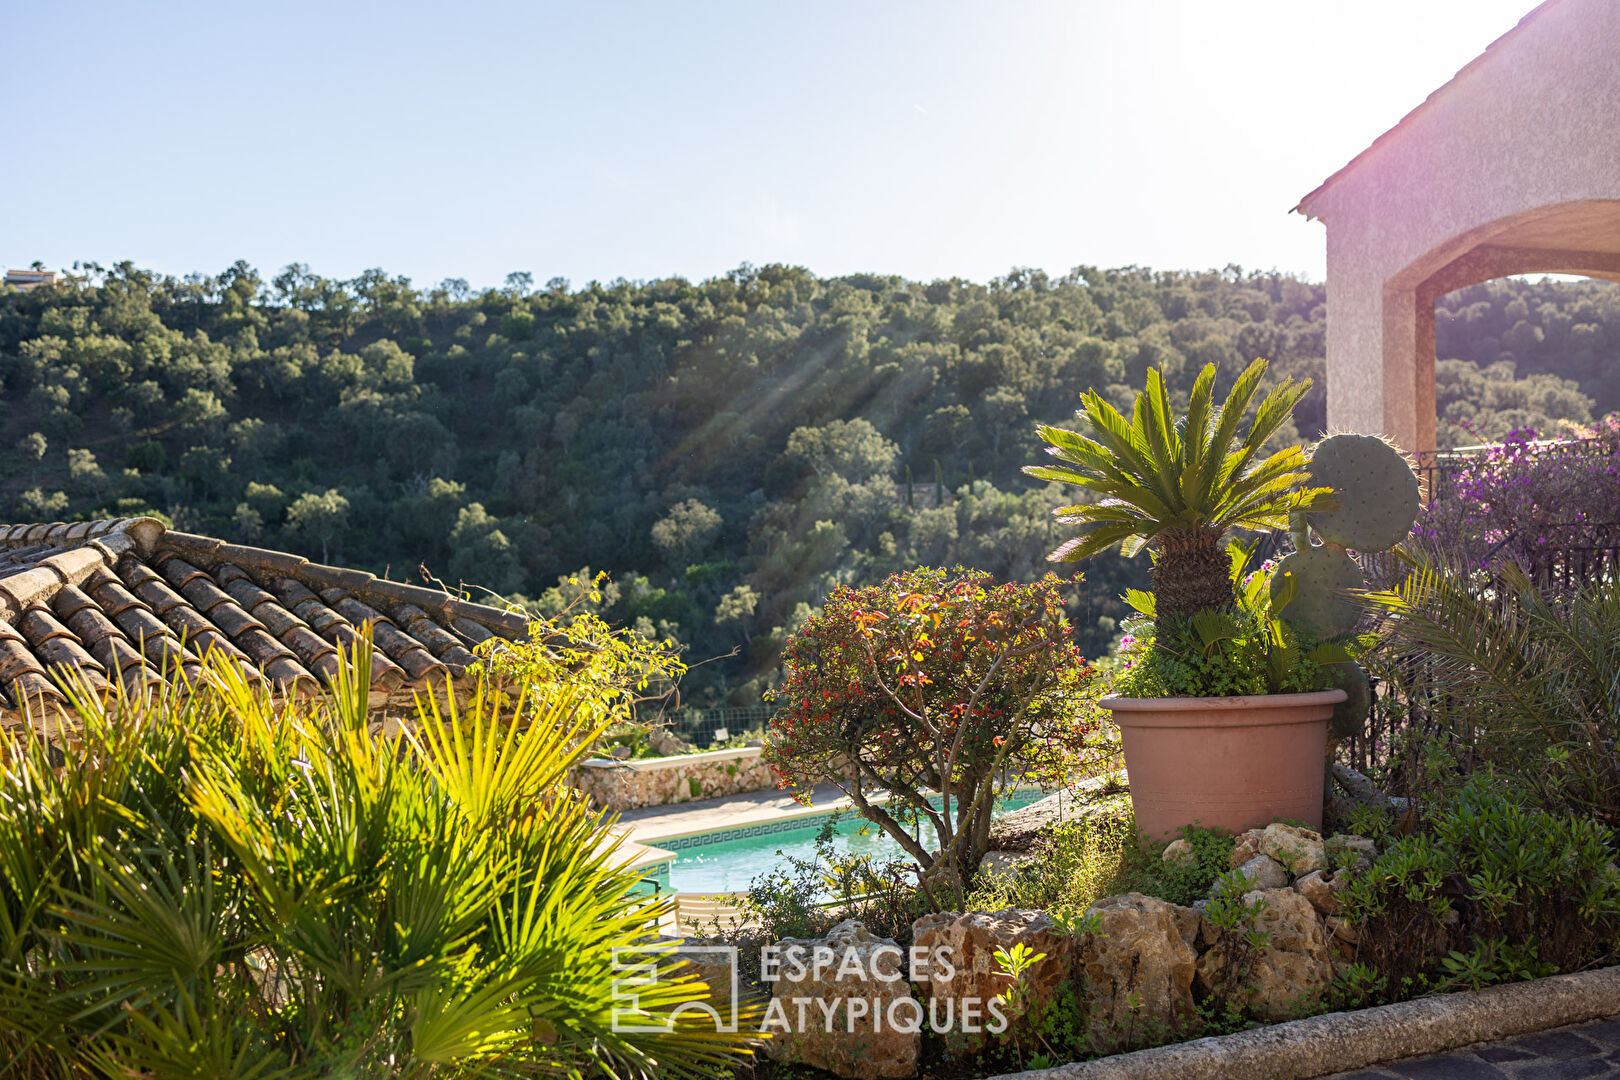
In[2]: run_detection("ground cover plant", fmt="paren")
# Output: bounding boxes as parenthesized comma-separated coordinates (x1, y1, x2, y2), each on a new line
(763, 567, 1101, 907)
(1338, 775, 1620, 1002)
(0, 646, 748, 1079)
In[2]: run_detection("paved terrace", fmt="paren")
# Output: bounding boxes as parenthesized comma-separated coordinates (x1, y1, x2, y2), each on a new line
(1323, 1016, 1620, 1080)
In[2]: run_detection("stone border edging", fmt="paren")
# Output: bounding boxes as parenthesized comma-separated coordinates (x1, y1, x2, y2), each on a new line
(984, 965, 1620, 1080)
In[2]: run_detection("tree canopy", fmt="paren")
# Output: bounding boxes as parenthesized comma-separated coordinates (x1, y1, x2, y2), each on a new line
(1, 260, 1613, 704)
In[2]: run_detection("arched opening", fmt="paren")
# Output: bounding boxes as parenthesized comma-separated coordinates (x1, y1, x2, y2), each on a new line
(1381, 200, 1620, 456)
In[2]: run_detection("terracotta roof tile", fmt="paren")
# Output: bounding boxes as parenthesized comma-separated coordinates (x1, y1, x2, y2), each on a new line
(0, 517, 528, 730)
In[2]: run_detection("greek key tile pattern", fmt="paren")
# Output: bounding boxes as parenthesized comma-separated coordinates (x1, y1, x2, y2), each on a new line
(656, 813, 838, 851)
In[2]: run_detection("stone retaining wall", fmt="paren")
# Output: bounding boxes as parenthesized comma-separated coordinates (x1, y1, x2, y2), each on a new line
(574, 746, 774, 810)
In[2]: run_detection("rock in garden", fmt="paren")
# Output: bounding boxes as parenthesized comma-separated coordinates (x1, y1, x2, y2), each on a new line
(911, 908, 1074, 1056)
(1078, 893, 1200, 1039)
(1330, 763, 1395, 814)
(766, 920, 920, 1079)
(1161, 838, 1195, 864)
(670, 938, 738, 1008)
(1294, 869, 1348, 916)
(1230, 828, 1266, 869)
(1259, 823, 1325, 876)
(649, 729, 692, 756)
(1328, 832, 1378, 861)
(1196, 888, 1334, 1020)
(1231, 854, 1289, 891)
(1326, 915, 1359, 944)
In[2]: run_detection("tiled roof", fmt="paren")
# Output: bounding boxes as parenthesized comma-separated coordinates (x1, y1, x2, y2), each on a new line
(0, 518, 531, 727)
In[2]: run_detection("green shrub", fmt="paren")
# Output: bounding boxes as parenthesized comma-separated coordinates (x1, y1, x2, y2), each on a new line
(1340, 777, 1620, 1002)
(1361, 550, 1620, 822)
(0, 648, 748, 1078)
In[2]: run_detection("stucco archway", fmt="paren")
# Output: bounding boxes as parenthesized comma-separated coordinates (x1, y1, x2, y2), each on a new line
(1294, 0, 1620, 455)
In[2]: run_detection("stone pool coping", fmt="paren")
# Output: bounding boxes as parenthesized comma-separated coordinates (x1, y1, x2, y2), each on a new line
(580, 745, 764, 771)
(984, 964, 1620, 1080)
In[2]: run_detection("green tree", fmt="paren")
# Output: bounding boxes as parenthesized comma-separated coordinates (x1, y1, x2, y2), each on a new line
(286, 489, 350, 562)
(650, 499, 723, 565)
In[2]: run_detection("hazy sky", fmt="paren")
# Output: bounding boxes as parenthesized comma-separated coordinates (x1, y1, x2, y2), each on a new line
(3, 0, 1539, 290)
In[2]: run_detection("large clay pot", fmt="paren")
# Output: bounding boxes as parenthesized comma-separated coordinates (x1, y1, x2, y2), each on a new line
(1100, 691, 1346, 840)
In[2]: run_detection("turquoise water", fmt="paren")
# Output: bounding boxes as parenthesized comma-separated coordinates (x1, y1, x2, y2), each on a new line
(667, 788, 1044, 894)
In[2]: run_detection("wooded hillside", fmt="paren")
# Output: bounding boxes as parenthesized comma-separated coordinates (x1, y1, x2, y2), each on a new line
(2, 262, 1614, 702)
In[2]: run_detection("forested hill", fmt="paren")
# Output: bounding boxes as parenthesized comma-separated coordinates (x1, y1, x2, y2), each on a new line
(1, 262, 1615, 704)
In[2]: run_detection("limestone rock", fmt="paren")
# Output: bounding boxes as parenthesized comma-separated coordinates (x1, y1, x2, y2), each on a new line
(1294, 869, 1349, 916)
(1161, 838, 1195, 865)
(911, 908, 1074, 1055)
(1230, 828, 1266, 869)
(1232, 854, 1290, 891)
(1328, 833, 1378, 861)
(1197, 888, 1334, 1020)
(1078, 893, 1199, 1038)
(1330, 762, 1395, 814)
(670, 939, 738, 1008)
(649, 729, 693, 756)
(1260, 823, 1326, 876)
(1326, 915, 1359, 944)
(766, 920, 920, 1079)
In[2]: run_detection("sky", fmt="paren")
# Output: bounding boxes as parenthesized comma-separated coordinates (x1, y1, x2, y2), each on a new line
(2, 0, 1541, 291)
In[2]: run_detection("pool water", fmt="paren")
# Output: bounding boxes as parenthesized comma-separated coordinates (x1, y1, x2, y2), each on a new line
(666, 788, 1044, 894)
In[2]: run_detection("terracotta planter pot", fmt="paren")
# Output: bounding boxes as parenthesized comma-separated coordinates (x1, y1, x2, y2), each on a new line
(1100, 690, 1346, 840)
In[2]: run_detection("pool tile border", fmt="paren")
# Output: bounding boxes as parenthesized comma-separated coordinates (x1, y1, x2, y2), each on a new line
(655, 811, 845, 850)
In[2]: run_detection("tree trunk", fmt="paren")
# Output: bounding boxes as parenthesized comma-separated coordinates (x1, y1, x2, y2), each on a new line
(1152, 527, 1234, 622)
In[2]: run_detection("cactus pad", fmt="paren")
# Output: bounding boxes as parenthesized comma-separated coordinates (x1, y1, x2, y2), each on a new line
(1271, 544, 1364, 639)
(1324, 661, 1372, 740)
(1308, 434, 1420, 552)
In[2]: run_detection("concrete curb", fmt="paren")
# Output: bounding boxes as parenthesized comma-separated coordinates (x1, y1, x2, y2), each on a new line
(984, 965, 1620, 1080)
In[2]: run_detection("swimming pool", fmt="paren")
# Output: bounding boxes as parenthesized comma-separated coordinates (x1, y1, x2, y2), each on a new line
(657, 787, 1045, 894)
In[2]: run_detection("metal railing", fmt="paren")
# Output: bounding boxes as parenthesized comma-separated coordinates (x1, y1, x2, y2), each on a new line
(655, 703, 775, 750)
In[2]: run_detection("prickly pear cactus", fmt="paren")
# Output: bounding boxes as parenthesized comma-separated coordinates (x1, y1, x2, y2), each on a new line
(1324, 660, 1372, 740)
(1307, 434, 1421, 552)
(1271, 544, 1364, 639)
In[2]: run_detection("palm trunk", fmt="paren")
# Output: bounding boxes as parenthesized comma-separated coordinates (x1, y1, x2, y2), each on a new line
(1152, 527, 1233, 623)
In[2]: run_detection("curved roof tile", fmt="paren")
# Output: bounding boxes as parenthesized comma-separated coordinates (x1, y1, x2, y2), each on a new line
(0, 517, 531, 733)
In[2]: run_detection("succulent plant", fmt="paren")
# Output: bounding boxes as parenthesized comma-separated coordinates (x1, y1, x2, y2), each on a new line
(1304, 433, 1422, 552)
(1270, 433, 1420, 732)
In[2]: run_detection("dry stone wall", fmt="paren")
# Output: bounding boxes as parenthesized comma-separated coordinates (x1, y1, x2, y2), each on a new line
(574, 747, 775, 811)
(673, 824, 1384, 1079)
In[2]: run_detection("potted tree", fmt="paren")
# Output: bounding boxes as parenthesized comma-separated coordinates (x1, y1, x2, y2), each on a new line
(1026, 358, 1418, 838)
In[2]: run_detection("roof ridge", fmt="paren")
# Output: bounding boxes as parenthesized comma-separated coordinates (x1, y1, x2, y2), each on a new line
(0, 517, 166, 554)
(156, 530, 530, 640)
(1294, 0, 1568, 218)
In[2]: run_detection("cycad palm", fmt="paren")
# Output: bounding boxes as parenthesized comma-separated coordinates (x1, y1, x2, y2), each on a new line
(1025, 358, 1324, 622)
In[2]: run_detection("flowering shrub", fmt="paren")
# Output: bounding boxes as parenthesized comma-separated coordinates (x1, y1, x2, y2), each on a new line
(1414, 416, 1620, 573)
(764, 568, 1098, 906)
